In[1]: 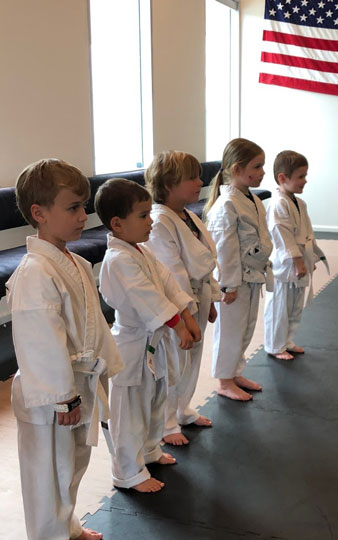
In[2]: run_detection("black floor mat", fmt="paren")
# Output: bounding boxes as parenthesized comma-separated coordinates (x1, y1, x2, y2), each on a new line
(82, 276, 338, 540)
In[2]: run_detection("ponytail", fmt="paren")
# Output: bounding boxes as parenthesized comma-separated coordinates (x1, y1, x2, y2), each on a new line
(203, 169, 225, 222)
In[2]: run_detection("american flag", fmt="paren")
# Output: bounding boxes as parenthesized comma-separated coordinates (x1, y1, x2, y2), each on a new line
(259, 0, 338, 95)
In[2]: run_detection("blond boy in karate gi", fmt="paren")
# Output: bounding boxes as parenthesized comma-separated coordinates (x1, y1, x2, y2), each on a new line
(95, 178, 200, 493)
(7, 159, 124, 540)
(145, 151, 221, 445)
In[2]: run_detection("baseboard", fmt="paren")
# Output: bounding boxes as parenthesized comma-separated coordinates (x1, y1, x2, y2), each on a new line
(313, 225, 338, 233)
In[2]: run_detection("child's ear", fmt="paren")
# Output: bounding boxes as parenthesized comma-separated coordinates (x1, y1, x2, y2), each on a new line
(277, 172, 287, 184)
(110, 216, 122, 232)
(30, 204, 46, 224)
(232, 163, 241, 176)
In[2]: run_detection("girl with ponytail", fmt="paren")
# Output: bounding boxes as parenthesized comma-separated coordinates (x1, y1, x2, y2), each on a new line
(206, 138, 273, 401)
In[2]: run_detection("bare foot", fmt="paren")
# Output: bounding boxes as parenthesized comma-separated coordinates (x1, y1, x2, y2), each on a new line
(193, 415, 212, 427)
(287, 346, 304, 354)
(217, 380, 252, 401)
(75, 528, 103, 540)
(270, 351, 294, 360)
(157, 452, 176, 465)
(163, 433, 189, 446)
(132, 477, 165, 493)
(234, 376, 262, 392)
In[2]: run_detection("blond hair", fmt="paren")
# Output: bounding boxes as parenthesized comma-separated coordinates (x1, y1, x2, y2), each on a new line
(145, 151, 201, 204)
(203, 138, 264, 221)
(16, 158, 90, 228)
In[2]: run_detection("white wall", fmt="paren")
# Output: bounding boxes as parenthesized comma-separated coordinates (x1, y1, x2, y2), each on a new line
(240, 0, 338, 231)
(0, 0, 206, 187)
(151, 0, 206, 161)
(1, 0, 337, 230)
(0, 0, 93, 187)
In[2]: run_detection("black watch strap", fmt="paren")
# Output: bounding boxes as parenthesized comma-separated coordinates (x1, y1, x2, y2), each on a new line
(68, 395, 82, 412)
(54, 395, 82, 413)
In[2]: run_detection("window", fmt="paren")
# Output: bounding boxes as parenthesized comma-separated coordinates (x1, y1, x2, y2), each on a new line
(205, 0, 239, 160)
(89, 0, 153, 174)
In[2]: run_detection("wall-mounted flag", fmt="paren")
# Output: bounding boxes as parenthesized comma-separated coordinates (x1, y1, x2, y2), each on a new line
(259, 0, 338, 96)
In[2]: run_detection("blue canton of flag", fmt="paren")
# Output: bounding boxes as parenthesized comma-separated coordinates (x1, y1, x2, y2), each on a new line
(259, 0, 338, 95)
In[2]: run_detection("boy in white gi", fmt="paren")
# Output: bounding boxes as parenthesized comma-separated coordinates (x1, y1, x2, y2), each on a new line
(7, 159, 124, 540)
(145, 151, 220, 446)
(264, 150, 328, 360)
(205, 138, 273, 401)
(95, 178, 200, 492)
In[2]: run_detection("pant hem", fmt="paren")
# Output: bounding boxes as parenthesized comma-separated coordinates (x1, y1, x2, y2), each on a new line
(163, 425, 182, 437)
(112, 467, 150, 489)
(70, 527, 84, 540)
(144, 446, 163, 465)
(178, 411, 199, 425)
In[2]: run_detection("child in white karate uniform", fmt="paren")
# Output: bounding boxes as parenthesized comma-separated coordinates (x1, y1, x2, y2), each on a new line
(205, 138, 273, 401)
(264, 150, 328, 360)
(95, 178, 200, 492)
(145, 151, 220, 446)
(7, 159, 124, 540)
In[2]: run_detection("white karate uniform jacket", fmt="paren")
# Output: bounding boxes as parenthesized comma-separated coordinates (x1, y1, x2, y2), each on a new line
(99, 235, 192, 386)
(145, 204, 221, 431)
(267, 189, 328, 287)
(207, 185, 273, 378)
(7, 236, 124, 442)
(207, 185, 273, 289)
(146, 204, 221, 313)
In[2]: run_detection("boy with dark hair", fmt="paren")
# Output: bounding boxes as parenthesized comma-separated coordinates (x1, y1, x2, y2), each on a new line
(95, 178, 200, 492)
(264, 150, 328, 360)
(7, 158, 124, 540)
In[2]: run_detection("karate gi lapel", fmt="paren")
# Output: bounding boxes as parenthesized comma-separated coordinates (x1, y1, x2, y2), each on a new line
(107, 235, 167, 380)
(151, 204, 216, 280)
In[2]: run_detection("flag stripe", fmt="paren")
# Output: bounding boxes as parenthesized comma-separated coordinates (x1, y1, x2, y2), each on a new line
(263, 30, 338, 52)
(262, 40, 338, 62)
(263, 19, 338, 41)
(259, 72, 338, 95)
(261, 52, 338, 74)
(260, 59, 338, 83)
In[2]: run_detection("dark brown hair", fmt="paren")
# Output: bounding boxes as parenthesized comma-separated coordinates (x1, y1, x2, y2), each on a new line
(94, 178, 151, 230)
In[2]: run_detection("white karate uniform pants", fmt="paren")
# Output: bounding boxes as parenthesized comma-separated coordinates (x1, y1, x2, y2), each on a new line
(109, 359, 166, 488)
(264, 280, 305, 354)
(163, 295, 210, 437)
(212, 282, 261, 379)
(17, 420, 90, 540)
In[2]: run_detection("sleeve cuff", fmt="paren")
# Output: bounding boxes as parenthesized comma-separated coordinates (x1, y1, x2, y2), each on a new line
(165, 313, 180, 328)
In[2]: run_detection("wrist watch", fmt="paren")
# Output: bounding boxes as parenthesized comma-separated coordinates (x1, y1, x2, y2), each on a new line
(54, 395, 82, 413)
(220, 287, 237, 293)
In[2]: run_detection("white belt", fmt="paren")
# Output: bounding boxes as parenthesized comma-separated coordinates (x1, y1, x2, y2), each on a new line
(146, 327, 166, 379)
(73, 357, 109, 446)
